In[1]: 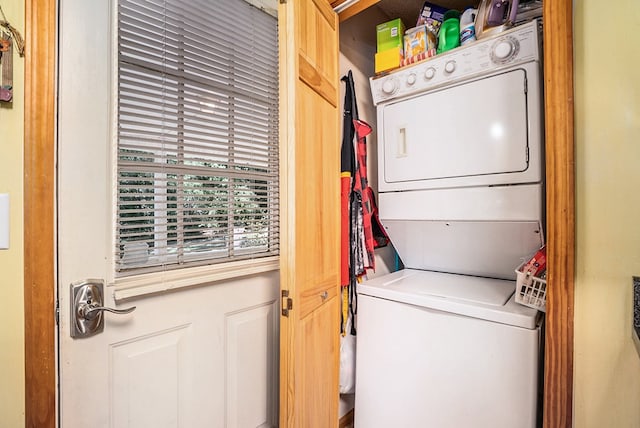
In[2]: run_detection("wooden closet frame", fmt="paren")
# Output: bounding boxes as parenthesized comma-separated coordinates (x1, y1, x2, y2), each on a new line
(23, 0, 574, 426)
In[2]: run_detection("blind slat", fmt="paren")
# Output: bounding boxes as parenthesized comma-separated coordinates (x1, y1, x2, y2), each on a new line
(117, 0, 279, 276)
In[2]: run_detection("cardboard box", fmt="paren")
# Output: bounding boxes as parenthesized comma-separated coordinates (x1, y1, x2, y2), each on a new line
(521, 246, 547, 277)
(416, 1, 448, 34)
(403, 25, 437, 58)
(375, 47, 403, 74)
(376, 18, 405, 52)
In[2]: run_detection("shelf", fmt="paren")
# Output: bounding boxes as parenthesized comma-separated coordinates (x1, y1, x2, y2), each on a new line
(339, 0, 480, 25)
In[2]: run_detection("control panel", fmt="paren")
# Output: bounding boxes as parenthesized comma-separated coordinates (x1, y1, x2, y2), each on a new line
(370, 19, 541, 105)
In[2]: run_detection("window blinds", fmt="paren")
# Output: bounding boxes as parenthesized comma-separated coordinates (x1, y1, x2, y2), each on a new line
(116, 0, 279, 275)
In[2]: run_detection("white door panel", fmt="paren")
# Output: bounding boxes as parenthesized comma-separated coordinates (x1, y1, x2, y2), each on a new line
(57, 1, 279, 426)
(59, 276, 279, 427)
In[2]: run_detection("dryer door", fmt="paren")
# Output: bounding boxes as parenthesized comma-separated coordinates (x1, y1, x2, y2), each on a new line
(380, 67, 539, 191)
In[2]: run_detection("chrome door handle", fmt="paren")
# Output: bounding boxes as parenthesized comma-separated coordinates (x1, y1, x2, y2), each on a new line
(70, 279, 136, 338)
(78, 302, 136, 320)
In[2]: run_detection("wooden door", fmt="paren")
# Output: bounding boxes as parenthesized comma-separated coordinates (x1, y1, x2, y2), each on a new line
(57, 1, 279, 427)
(278, 0, 341, 426)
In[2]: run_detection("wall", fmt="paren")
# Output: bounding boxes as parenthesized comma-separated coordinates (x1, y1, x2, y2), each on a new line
(339, 5, 400, 283)
(338, 8, 398, 419)
(573, 0, 640, 426)
(342, 3, 640, 427)
(0, 0, 25, 426)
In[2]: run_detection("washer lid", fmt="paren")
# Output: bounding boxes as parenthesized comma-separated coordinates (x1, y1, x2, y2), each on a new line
(358, 269, 540, 329)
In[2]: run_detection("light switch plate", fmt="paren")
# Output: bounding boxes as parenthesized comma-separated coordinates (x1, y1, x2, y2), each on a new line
(0, 194, 8, 249)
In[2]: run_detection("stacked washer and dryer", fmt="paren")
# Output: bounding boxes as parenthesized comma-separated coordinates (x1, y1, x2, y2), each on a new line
(354, 19, 545, 428)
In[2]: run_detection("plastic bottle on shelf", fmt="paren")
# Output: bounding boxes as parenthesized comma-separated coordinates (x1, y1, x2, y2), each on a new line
(437, 10, 461, 54)
(459, 8, 477, 46)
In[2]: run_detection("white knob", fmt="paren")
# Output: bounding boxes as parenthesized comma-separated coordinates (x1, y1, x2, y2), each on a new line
(444, 61, 456, 73)
(407, 73, 417, 85)
(424, 67, 436, 80)
(494, 40, 514, 59)
(381, 79, 397, 94)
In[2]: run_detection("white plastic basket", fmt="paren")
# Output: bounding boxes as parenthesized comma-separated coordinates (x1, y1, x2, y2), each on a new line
(515, 263, 547, 312)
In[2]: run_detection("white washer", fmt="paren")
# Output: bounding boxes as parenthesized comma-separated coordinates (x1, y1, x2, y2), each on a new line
(355, 20, 544, 428)
(355, 270, 541, 428)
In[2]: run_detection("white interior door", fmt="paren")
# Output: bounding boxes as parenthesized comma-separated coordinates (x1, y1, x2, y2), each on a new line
(57, 1, 279, 427)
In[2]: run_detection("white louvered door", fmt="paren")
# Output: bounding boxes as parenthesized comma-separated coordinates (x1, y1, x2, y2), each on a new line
(57, 1, 280, 426)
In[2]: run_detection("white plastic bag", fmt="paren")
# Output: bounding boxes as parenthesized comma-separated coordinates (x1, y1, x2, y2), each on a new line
(339, 314, 357, 394)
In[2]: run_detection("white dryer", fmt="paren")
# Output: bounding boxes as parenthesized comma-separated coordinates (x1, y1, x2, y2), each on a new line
(355, 20, 544, 428)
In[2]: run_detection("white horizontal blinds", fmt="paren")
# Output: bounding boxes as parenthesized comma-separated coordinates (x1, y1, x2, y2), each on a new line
(117, 0, 279, 275)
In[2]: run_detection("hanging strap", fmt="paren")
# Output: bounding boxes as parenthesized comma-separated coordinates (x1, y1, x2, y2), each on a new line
(348, 70, 359, 121)
(340, 71, 357, 289)
(340, 71, 356, 178)
(340, 71, 357, 334)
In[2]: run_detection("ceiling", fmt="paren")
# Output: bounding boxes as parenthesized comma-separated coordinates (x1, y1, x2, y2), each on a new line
(374, 0, 480, 27)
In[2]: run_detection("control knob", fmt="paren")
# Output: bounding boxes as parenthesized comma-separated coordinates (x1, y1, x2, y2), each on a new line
(424, 67, 436, 80)
(444, 61, 456, 73)
(381, 78, 398, 95)
(491, 37, 520, 64)
(407, 73, 417, 86)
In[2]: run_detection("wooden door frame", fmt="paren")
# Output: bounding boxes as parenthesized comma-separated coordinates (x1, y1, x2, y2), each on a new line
(24, 0, 56, 426)
(23, 0, 574, 427)
(541, 1, 575, 426)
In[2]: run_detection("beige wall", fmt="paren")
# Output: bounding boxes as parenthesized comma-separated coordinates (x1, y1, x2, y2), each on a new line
(0, 0, 25, 426)
(574, 0, 640, 426)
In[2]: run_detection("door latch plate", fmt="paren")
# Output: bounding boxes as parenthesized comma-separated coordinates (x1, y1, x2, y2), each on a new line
(70, 279, 105, 338)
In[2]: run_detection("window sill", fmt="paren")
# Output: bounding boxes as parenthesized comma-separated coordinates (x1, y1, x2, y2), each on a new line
(111, 256, 279, 301)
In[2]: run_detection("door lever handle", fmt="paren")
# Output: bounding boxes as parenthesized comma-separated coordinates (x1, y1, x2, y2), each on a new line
(78, 302, 136, 320)
(70, 279, 136, 338)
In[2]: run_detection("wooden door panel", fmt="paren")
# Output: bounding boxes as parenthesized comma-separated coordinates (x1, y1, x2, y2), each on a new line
(298, 294, 341, 426)
(298, 0, 338, 93)
(295, 81, 339, 282)
(295, 81, 340, 319)
(299, 53, 338, 107)
(279, 0, 340, 425)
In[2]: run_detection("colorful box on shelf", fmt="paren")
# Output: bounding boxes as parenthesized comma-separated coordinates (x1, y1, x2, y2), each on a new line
(400, 51, 436, 67)
(375, 47, 403, 74)
(376, 18, 405, 52)
(404, 25, 437, 59)
(416, 1, 448, 33)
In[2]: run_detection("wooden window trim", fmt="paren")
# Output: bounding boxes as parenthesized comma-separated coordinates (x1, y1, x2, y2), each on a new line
(23, 0, 574, 426)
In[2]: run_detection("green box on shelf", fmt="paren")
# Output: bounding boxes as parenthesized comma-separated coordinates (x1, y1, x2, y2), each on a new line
(376, 18, 405, 52)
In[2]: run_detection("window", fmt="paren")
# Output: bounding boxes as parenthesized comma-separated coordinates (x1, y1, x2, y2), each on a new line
(116, 0, 279, 276)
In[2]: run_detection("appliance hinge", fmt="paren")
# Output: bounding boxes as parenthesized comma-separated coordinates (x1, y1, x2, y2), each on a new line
(281, 290, 293, 317)
(524, 76, 528, 94)
(55, 299, 60, 325)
